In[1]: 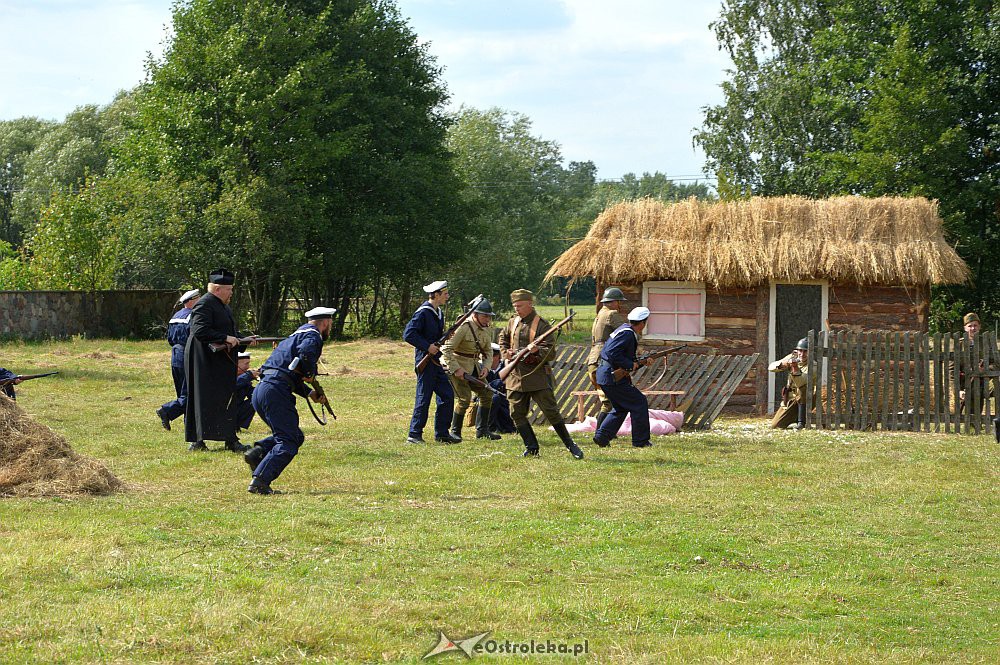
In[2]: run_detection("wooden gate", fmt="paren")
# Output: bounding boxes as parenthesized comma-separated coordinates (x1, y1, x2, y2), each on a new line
(801, 330, 998, 434)
(527, 345, 758, 430)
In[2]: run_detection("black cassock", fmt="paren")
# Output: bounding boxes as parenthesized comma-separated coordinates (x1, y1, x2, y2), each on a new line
(184, 292, 245, 443)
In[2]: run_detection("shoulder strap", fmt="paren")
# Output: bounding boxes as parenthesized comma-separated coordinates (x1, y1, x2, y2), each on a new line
(527, 315, 541, 343)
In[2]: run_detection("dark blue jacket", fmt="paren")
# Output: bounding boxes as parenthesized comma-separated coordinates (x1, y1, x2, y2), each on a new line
(260, 324, 325, 398)
(167, 308, 193, 368)
(403, 301, 444, 370)
(234, 369, 256, 402)
(0, 366, 16, 399)
(596, 323, 639, 385)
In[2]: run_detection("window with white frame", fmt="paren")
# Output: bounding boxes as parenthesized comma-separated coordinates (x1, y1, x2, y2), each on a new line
(642, 281, 705, 341)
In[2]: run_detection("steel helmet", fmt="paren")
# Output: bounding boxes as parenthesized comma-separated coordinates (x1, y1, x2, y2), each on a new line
(473, 299, 495, 316)
(601, 287, 625, 303)
(795, 337, 809, 351)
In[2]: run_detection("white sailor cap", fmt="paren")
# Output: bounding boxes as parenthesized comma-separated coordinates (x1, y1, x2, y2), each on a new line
(237, 352, 251, 359)
(628, 306, 651, 322)
(179, 289, 200, 304)
(422, 280, 448, 293)
(491, 342, 501, 352)
(304, 306, 337, 320)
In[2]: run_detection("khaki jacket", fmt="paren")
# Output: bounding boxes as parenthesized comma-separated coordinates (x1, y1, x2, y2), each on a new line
(769, 353, 809, 406)
(587, 306, 627, 367)
(441, 319, 492, 376)
(498, 309, 555, 393)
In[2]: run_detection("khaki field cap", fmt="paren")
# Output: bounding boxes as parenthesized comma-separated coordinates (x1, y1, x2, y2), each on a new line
(963, 312, 980, 325)
(510, 289, 534, 303)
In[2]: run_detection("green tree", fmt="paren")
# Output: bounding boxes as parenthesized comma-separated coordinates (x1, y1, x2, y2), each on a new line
(0, 117, 57, 246)
(696, 0, 1000, 324)
(446, 107, 595, 307)
(119, 0, 464, 334)
(28, 177, 123, 291)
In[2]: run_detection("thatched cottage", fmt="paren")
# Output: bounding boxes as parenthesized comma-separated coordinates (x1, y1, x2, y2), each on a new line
(547, 196, 969, 414)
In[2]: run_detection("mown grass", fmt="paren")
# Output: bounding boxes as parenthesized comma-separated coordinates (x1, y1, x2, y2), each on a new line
(0, 336, 997, 663)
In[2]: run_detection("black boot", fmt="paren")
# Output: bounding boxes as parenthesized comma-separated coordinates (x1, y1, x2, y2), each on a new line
(244, 444, 266, 473)
(225, 438, 250, 453)
(247, 476, 276, 495)
(517, 424, 540, 457)
(553, 422, 584, 460)
(476, 407, 501, 440)
(156, 407, 171, 431)
(994, 416, 999, 444)
(439, 412, 463, 443)
(188, 440, 207, 452)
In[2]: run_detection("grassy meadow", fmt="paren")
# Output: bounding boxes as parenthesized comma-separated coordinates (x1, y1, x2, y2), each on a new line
(0, 330, 997, 663)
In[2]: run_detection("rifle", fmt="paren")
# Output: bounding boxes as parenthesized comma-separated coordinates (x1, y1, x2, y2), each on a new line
(208, 336, 286, 353)
(415, 293, 484, 374)
(461, 370, 505, 398)
(0, 371, 59, 387)
(612, 344, 688, 381)
(498, 312, 576, 382)
(305, 377, 337, 425)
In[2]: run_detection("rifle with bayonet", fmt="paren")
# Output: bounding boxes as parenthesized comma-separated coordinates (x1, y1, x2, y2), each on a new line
(0, 371, 59, 387)
(461, 369, 505, 398)
(208, 335, 286, 353)
(612, 344, 689, 381)
(415, 293, 484, 374)
(498, 312, 576, 382)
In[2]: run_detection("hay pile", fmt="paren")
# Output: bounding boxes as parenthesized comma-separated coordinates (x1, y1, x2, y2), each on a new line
(0, 396, 122, 498)
(547, 196, 970, 287)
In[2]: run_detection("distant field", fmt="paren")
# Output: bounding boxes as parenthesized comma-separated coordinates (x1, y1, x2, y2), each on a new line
(0, 337, 997, 663)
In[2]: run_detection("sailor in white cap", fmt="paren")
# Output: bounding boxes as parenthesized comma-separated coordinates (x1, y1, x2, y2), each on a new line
(593, 306, 655, 448)
(233, 351, 259, 435)
(155, 288, 201, 432)
(244, 306, 336, 495)
(402, 280, 458, 444)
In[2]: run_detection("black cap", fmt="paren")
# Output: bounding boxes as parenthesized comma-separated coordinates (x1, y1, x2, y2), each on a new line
(208, 268, 235, 285)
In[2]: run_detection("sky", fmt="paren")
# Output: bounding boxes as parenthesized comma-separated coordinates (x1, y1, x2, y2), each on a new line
(0, 0, 729, 181)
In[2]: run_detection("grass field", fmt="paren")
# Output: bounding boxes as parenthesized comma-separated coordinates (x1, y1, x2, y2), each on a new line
(1, 334, 998, 663)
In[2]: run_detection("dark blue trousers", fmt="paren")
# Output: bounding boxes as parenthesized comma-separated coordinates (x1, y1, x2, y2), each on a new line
(160, 364, 187, 421)
(595, 380, 650, 445)
(408, 364, 454, 438)
(251, 377, 304, 484)
(236, 398, 255, 430)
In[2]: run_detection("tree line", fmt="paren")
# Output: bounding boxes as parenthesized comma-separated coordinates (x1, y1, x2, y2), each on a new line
(0, 0, 709, 336)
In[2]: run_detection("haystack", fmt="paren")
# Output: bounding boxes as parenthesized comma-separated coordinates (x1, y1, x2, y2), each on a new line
(547, 196, 969, 287)
(0, 396, 122, 497)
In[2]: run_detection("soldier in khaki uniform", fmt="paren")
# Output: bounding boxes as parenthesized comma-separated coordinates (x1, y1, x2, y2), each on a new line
(588, 287, 628, 432)
(441, 299, 497, 441)
(768, 337, 812, 429)
(498, 289, 584, 459)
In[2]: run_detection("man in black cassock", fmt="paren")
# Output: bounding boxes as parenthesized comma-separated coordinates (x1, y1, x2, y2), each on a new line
(184, 268, 251, 453)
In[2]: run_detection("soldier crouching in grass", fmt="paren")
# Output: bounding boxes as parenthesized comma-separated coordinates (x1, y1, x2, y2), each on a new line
(244, 307, 335, 495)
(441, 299, 498, 441)
(769, 337, 812, 429)
(498, 289, 584, 459)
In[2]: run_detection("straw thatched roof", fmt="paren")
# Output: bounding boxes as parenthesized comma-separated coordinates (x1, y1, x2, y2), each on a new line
(547, 196, 969, 288)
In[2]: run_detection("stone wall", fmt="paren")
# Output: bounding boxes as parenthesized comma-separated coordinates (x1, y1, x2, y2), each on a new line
(0, 290, 180, 340)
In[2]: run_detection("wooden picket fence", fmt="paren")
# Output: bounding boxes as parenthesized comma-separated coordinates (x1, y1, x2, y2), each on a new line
(801, 330, 999, 434)
(528, 345, 758, 430)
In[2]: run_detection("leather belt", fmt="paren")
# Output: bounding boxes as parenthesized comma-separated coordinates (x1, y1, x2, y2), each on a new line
(453, 350, 477, 358)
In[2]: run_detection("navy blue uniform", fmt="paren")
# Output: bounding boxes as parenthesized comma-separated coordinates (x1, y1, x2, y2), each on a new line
(594, 323, 650, 446)
(403, 301, 454, 439)
(486, 366, 516, 434)
(160, 308, 193, 422)
(234, 370, 257, 430)
(1, 367, 17, 400)
(250, 324, 325, 485)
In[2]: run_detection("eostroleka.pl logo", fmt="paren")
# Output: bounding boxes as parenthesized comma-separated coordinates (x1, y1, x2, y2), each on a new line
(423, 632, 491, 659)
(423, 632, 590, 659)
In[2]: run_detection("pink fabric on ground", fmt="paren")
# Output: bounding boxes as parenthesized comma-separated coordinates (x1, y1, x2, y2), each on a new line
(563, 409, 684, 436)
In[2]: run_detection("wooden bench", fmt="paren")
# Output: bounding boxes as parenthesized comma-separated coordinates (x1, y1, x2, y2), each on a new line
(570, 390, 685, 422)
